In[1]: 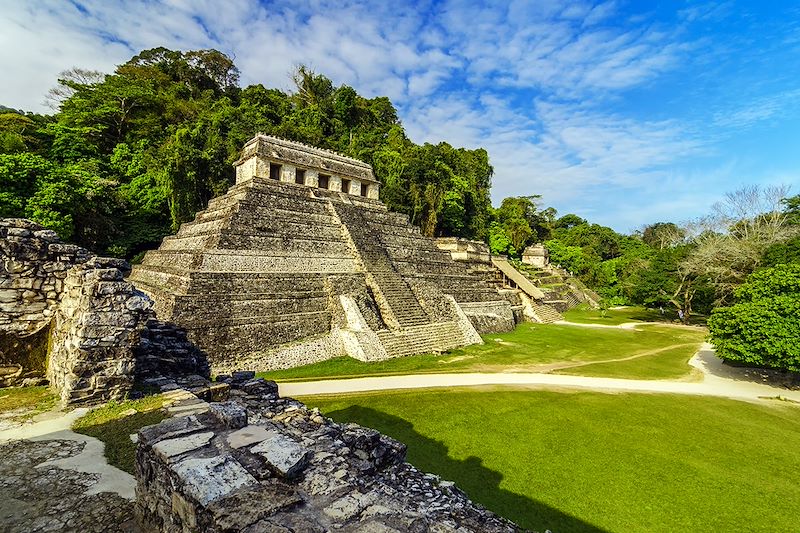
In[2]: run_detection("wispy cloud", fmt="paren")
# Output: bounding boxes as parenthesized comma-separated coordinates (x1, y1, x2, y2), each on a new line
(713, 89, 800, 129)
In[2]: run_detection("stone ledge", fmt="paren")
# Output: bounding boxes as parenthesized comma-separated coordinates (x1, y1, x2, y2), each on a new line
(135, 377, 524, 532)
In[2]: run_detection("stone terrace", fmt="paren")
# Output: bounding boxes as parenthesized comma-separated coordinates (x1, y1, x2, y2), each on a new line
(136, 374, 524, 532)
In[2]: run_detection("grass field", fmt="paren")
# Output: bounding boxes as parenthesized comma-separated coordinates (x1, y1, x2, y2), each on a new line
(563, 305, 707, 327)
(0, 385, 57, 422)
(305, 388, 800, 533)
(260, 315, 706, 382)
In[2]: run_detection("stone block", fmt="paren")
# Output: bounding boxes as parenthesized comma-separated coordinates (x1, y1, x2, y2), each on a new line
(209, 401, 248, 429)
(138, 414, 208, 446)
(239, 378, 279, 396)
(251, 431, 313, 479)
(172, 455, 257, 506)
(153, 431, 215, 461)
(231, 370, 256, 382)
(226, 425, 275, 449)
(209, 382, 230, 402)
(207, 483, 303, 531)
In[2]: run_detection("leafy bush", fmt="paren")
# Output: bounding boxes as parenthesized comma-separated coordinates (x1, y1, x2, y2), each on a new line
(708, 264, 800, 371)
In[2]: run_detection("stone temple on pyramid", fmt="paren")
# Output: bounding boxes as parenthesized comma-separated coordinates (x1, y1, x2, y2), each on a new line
(130, 135, 569, 373)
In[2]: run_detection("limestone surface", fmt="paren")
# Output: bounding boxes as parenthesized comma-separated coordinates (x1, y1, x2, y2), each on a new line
(135, 378, 526, 532)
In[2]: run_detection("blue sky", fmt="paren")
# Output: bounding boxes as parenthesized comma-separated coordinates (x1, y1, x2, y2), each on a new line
(1, 0, 799, 232)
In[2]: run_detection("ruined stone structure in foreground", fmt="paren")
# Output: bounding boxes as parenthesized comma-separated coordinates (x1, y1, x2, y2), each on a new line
(131, 135, 515, 372)
(0, 218, 209, 404)
(136, 373, 523, 532)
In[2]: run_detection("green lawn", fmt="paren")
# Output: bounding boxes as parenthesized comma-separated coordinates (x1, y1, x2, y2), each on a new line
(563, 305, 708, 327)
(260, 321, 706, 382)
(305, 388, 800, 533)
(0, 386, 57, 422)
(73, 395, 166, 474)
(552, 344, 701, 380)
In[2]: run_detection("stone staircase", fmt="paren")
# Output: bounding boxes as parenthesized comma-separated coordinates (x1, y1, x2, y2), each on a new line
(376, 322, 466, 358)
(510, 261, 598, 310)
(530, 302, 563, 323)
(331, 202, 430, 328)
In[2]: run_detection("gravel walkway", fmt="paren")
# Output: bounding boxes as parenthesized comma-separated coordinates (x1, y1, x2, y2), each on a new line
(0, 408, 139, 533)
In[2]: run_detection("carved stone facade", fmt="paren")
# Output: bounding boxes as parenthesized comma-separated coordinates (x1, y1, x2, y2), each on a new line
(234, 134, 381, 200)
(131, 136, 513, 372)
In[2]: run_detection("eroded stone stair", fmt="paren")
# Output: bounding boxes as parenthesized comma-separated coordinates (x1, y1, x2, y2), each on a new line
(331, 202, 431, 329)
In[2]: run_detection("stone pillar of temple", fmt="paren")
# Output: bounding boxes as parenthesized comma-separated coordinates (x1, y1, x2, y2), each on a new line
(235, 157, 256, 184)
(330, 176, 343, 192)
(255, 156, 269, 179)
(367, 183, 380, 200)
(280, 165, 296, 183)
(349, 179, 362, 196)
(305, 170, 319, 187)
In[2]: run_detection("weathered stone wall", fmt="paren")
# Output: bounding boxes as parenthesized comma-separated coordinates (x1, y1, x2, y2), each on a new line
(234, 134, 378, 188)
(135, 376, 523, 532)
(1, 219, 94, 387)
(135, 319, 211, 384)
(458, 301, 516, 333)
(435, 237, 491, 263)
(46, 257, 153, 404)
(0, 219, 92, 336)
(522, 244, 549, 268)
(1, 218, 210, 403)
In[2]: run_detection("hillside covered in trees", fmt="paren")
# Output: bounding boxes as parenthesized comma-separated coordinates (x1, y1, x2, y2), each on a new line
(0, 48, 492, 259)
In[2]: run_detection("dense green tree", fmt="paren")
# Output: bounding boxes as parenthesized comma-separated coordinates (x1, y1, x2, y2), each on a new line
(0, 49, 496, 257)
(708, 264, 800, 372)
(488, 221, 516, 257)
(641, 222, 685, 250)
(0, 153, 113, 243)
(554, 213, 586, 230)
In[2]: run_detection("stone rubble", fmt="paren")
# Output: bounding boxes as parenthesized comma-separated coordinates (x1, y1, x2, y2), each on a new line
(136, 375, 526, 532)
(0, 439, 140, 532)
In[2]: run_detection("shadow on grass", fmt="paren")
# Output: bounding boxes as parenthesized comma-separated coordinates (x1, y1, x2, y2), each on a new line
(325, 405, 609, 533)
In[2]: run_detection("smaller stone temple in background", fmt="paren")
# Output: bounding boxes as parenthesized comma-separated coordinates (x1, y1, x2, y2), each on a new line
(522, 243, 549, 268)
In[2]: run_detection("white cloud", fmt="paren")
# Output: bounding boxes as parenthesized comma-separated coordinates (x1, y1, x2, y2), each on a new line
(0, 0, 797, 232)
(713, 89, 800, 129)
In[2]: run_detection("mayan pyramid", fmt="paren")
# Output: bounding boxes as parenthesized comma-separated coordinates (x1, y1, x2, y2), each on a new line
(129, 135, 515, 372)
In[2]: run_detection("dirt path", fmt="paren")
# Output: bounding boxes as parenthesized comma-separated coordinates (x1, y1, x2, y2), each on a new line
(553, 319, 699, 330)
(280, 343, 800, 404)
(0, 408, 140, 532)
(536, 342, 700, 373)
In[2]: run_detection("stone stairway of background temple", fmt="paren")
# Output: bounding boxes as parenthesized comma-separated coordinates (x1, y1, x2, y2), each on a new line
(511, 261, 600, 312)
